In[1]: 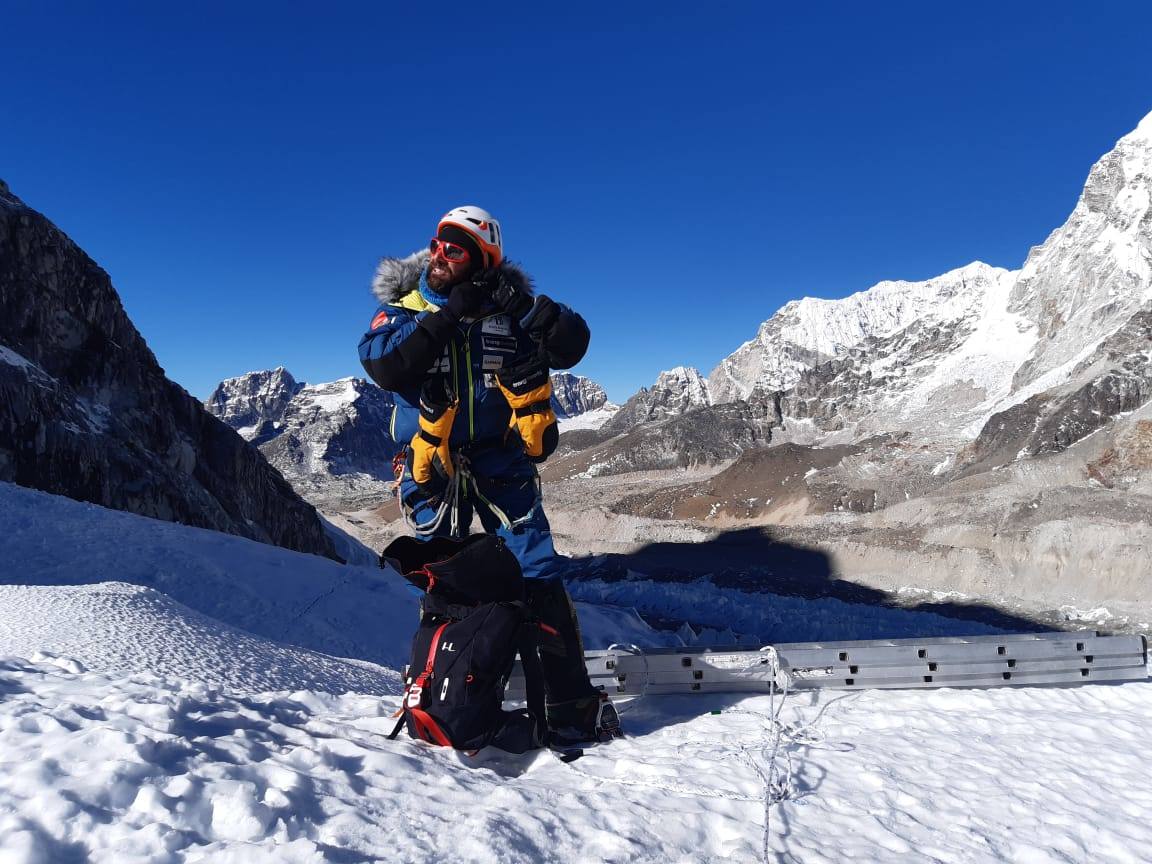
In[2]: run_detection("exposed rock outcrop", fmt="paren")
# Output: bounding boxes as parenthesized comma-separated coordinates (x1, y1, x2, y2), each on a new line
(547, 398, 777, 479)
(550, 372, 607, 418)
(205, 367, 304, 438)
(205, 373, 398, 511)
(960, 305, 1152, 475)
(0, 182, 337, 559)
(603, 366, 712, 434)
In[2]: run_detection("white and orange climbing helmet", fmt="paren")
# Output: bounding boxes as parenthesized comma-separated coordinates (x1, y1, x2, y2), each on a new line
(437, 205, 503, 269)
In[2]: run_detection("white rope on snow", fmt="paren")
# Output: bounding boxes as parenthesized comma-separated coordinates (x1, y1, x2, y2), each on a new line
(554, 644, 837, 862)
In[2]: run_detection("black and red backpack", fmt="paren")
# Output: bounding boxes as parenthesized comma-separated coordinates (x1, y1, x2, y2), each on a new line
(382, 534, 549, 754)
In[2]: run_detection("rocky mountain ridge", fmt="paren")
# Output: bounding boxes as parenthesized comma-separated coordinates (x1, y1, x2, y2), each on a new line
(602, 366, 712, 434)
(583, 111, 1152, 479)
(708, 261, 1019, 406)
(0, 181, 337, 559)
(206, 368, 614, 511)
(205, 371, 398, 510)
(550, 372, 608, 418)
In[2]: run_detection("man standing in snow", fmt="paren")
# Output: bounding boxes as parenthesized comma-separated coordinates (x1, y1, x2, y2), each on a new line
(358, 206, 617, 744)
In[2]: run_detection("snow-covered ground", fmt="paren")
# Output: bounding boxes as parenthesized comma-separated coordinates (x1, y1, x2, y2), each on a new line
(0, 481, 1149, 862)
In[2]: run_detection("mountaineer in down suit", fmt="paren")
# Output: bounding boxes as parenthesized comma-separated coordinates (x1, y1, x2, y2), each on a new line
(358, 205, 617, 742)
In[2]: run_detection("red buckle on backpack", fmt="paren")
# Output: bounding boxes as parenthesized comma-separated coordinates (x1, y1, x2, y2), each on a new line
(397, 621, 454, 745)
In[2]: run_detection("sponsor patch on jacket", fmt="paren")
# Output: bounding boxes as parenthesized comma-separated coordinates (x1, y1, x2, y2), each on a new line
(482, 354, 504, 371)
(482, 335, 518, 353)
(370, 310, 389, 329)
(481, 315, 512, 336)
(482, 372, 498, 389)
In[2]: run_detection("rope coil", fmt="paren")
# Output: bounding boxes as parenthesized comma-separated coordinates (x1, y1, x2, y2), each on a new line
(399, 450, 543, 539)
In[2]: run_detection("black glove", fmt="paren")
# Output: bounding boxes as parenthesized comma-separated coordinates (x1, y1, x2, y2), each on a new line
(488, 270, 535, 321)
(442, 279, 489, 321)
(520, 295, 561, 335)
(471, 267, 500, 292)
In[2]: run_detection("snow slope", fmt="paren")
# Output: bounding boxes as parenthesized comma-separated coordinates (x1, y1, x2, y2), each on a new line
(708, 262, 1019, 403)
(0, 582, 400, 695)
(0, 481, 1149, 862)
(0, 482, 419, 675)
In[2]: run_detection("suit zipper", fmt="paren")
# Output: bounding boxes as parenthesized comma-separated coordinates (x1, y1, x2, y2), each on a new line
(464, 322, 476, 440)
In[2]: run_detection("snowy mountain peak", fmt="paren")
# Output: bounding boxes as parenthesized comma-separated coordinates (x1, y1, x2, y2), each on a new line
(1006, 109, 1152, 395)
(295, 377, 369, 415)
(655, 366, 712, 407)
(699, 111, 1152, 448)
(708, 261, 1017, 404)
(205, 367, 304, 438)
(602, 366, 712, 433)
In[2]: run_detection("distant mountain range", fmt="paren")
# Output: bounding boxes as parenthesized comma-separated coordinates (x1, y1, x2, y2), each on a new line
(203, 368, 615, 511)
(535, 110, 1152, 619)
(4, 108, 1149, 618)
(566, 111, 1152, 494)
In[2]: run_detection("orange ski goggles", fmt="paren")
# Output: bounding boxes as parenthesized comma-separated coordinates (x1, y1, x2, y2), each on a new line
(429, 237, 471, 263)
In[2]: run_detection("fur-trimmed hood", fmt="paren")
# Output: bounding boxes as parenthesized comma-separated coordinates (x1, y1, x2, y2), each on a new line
(371, 249, 535, 305)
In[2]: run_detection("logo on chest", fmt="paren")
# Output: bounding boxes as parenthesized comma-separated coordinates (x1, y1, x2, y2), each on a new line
(481, 335, 519, 354)
(481, 315, 513, 337)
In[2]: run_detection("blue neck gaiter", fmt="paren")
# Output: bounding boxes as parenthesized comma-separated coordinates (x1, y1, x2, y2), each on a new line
(418, 270, 451, 308)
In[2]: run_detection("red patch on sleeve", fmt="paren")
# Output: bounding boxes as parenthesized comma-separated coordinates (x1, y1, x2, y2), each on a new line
(371, 311, 390, 330)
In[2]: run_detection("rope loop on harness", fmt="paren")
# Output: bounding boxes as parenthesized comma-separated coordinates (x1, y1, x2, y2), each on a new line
(400, 452, 467, 537)
(400, 448, 545, 538)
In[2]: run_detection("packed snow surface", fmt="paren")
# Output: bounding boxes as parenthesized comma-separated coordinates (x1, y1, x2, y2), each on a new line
(0, 480, 1149, 862)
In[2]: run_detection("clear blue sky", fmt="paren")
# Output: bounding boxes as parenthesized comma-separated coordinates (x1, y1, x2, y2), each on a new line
(4, 2, 1151, 403)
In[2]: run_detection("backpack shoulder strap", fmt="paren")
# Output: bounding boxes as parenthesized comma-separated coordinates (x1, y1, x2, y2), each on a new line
(513, 606, 548, 746)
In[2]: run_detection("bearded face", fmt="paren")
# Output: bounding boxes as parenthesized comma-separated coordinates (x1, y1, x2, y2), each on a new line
(426, 247, 472, 292)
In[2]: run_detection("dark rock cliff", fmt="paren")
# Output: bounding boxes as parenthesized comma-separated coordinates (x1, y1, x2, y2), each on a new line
(550, 372, 607, 418)
(0, 181, 338, 559)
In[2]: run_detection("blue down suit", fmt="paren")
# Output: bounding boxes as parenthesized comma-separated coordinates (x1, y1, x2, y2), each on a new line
(357, 250, 589, 581)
